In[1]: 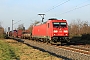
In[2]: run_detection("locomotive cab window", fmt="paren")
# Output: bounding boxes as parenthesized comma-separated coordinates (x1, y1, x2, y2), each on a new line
(53, 22, 67, 27)
(60, 22, 67, 27)
(48, 23, 49, 28)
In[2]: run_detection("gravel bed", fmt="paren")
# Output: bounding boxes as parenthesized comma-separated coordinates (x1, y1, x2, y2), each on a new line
(16, 39, 90, 60)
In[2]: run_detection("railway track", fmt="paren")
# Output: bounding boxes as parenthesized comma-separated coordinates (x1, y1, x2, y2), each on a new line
(48, 43, 90, 56)
(12, 38, 90, 60)
(58, 46, 90, 55)
(70, 45, 90, 50)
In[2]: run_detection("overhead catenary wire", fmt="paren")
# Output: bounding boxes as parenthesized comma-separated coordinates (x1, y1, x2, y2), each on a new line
(29, 0, 71, 21)
(54, 3, 90, 16)
(45, 0, 89, 17)
(30, 0, 90, 21)
(44, 0, 70, 13)
(64, 0, 90, 12)
(44, 0, 90, 19)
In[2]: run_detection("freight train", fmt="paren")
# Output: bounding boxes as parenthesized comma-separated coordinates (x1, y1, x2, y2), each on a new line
(8, 18, 70, 44)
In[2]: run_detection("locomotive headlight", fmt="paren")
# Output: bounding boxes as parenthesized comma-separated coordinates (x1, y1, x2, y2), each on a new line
(53, 30, 58, 33)
(64, 30, 68, 33)
(65, 34, 68, 35)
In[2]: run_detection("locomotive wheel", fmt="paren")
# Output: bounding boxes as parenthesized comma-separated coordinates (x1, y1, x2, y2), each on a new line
(46, 39, 50, 44)
(43, 38, 47, 43)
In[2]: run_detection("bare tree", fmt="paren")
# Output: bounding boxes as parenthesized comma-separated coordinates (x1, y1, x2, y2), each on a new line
(17, 24, 25, 30)
(0, 22, 4, 38)
(69, 19, 90, 37)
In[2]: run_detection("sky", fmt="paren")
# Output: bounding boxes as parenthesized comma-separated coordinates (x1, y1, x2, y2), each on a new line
(0, 0, 90, 31)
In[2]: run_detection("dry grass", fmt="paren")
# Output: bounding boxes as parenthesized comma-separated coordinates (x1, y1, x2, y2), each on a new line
(5, 39, 62, 60)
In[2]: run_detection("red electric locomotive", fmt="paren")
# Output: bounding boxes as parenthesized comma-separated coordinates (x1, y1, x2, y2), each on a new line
(32, 18, 69, 44)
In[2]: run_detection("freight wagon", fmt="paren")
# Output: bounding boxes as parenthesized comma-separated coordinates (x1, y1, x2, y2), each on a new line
(11, 30, 23, 38)
(21, 30, 30, 39)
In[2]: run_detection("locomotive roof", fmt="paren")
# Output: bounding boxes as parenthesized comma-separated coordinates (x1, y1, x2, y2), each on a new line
(34, 19, 67, 26)
(48, 18, 57, 20)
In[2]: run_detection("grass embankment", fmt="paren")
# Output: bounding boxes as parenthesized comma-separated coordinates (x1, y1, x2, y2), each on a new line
(0, 39, 19, 60)
(0, 39, 62, 60)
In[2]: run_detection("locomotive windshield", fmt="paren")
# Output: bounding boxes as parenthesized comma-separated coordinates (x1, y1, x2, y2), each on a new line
(53, 22, 67, 27)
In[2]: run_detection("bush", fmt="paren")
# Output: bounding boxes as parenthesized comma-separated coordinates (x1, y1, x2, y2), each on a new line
(81, 34, 90, 40)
